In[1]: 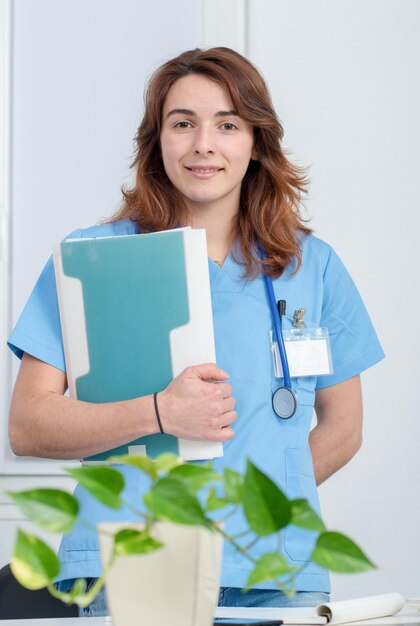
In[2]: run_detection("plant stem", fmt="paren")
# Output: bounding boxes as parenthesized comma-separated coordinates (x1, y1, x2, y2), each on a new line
(217, 506, 238, 523)
(230, 528, 254, 540)
(215, 526, 257, 566)
(120, 497, 149, 520)
(242, 536, 260, 551)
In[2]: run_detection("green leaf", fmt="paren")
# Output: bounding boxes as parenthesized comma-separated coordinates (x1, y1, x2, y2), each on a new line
(64, 578, 87, 599)
(246, 553, 298, 588)
(223, 468, 244, 504)
(75, 577, 106, 608)
(66, 466, 124, 509)
(144, 476, 211, 527)
(243, 461, 292, 536)
(205, 486, 230, 512)
(155, 453, 180, 473)
(106, 455, 158, 479)
(47, 577, 105, 609)
(290, 499, 326, 532)
(114, 529, 163, 556)
(311, 531, 376, 573)
(169, 464, 220, 493)
(7, 489, 79, 533)
(11, 529, 59, 590)
(46, 578, 87, 606)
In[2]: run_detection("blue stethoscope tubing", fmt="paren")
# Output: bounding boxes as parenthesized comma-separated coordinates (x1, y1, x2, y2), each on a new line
(259, 246, 298, 419)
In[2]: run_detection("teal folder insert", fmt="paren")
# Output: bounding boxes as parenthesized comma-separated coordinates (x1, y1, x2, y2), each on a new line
(53, 228, 222, 462)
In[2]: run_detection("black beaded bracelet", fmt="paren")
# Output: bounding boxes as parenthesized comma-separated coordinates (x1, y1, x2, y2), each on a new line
(153, 392, 164, 434)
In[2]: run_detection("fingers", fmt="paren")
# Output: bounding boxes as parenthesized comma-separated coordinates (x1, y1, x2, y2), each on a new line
(204, 390, 236, 420)
(210, 407, 237, 430)
(213, 424, 235, 442)
(186, 363, 230, 382)
(202, 410, 237, 442)
(221, 395, 236, 413)
(214, 381, 233, 398)
(160, 363, 237, 442)
(221, 408, 237, 425)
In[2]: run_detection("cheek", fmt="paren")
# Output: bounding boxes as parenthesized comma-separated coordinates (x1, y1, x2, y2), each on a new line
(232, 144, 254, 177)
(160, 132, 176, 158)
(160, 145, 187, 191)
(160, 139, 170, 160)
(160, 150, 172, 174)
(161, 138, 188, 175)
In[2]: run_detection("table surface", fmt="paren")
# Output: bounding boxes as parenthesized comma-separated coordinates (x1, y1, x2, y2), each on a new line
(0, 613, 419, 626)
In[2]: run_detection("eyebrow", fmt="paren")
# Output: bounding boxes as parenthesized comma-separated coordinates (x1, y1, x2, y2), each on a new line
(165, 108, 239, 119)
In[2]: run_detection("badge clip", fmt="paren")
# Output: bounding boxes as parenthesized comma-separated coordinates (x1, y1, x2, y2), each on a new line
(293, 308, 306, 328)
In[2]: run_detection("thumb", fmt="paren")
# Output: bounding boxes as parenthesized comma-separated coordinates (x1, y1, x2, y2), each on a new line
(188, 362, 230, 382)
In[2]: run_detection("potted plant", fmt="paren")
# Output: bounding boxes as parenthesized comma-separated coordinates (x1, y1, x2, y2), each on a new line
(7, 453, 374, 625)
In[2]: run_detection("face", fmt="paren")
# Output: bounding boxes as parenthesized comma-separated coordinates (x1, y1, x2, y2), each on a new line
(160, 74, 254, 216)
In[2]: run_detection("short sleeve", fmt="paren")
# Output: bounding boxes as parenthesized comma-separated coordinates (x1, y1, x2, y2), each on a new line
(7, 229, 84, 372)
(315, 247, 385, 389)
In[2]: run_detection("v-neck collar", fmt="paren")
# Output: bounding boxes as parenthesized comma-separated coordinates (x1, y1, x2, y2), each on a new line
(208, 253, 248, 293)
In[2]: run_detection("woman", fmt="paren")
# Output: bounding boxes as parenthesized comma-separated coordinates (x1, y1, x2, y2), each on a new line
(7, 47, 384, 613)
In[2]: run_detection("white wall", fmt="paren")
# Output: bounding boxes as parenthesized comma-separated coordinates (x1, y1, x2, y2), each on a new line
(248, 0, 420, 599)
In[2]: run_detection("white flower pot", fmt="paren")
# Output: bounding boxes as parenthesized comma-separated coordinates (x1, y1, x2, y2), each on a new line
(98, 521, 223, 626)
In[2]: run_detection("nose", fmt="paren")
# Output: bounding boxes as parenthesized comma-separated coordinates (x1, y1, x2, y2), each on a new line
(193, 126, 215, 154)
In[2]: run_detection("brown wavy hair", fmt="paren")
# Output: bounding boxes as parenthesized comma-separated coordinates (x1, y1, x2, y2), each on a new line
(111, 47, 311, 278)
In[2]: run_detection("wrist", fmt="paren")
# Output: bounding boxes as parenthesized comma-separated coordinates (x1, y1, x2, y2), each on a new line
(120, 395, 161, 437)
(153, 392, 165, 434)
(155, 389, 172, 433)
(155, 388, 166, 414)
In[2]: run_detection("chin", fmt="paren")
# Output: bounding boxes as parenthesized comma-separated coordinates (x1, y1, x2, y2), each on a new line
(184, 193, 223, 206)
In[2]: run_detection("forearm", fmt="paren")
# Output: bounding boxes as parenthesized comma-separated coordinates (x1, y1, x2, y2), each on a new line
(9, 391, 159, 460)
(8, 355, 236, 460)
(309, 421, 362, 485)
(310, 376, 363, 485)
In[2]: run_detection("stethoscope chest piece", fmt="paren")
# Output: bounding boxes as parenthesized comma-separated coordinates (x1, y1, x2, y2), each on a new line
(272, 386, 297, 420)
(259, 244, 299, 420)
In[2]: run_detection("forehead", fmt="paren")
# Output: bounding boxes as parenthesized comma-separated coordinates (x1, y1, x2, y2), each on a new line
(163, 74, 234, 115)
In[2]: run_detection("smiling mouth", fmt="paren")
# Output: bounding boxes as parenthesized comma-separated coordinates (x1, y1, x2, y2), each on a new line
(185, 166, 224, 173)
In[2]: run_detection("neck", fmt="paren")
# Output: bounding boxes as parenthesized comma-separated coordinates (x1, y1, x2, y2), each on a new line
(189, 210, 235, 263)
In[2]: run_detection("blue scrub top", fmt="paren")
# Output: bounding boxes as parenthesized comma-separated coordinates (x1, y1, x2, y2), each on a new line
(8, 219, 384, 592)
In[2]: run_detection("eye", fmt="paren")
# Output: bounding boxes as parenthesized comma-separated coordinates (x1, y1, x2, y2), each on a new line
(220, 122, 238, 131)
(174, 120, 193, 129)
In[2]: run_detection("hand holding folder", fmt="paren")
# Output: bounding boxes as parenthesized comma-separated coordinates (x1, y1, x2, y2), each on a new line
(54, 227, 224, 462)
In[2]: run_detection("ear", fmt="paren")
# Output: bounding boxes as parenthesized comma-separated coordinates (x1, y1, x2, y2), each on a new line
(251, 147, 259, 161)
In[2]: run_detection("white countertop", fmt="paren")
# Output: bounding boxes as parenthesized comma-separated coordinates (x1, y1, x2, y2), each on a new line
(0, 611, 419, 626)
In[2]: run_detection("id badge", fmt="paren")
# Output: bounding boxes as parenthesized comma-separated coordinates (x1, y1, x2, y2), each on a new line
(270, 328, 333, 378)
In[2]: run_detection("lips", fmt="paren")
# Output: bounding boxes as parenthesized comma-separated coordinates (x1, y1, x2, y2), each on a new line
(184, 165, 224, 180)
(185, 166, 223, 173)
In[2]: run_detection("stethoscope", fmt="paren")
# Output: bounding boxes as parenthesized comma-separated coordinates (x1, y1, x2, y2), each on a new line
(259, 247, 298, 419)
